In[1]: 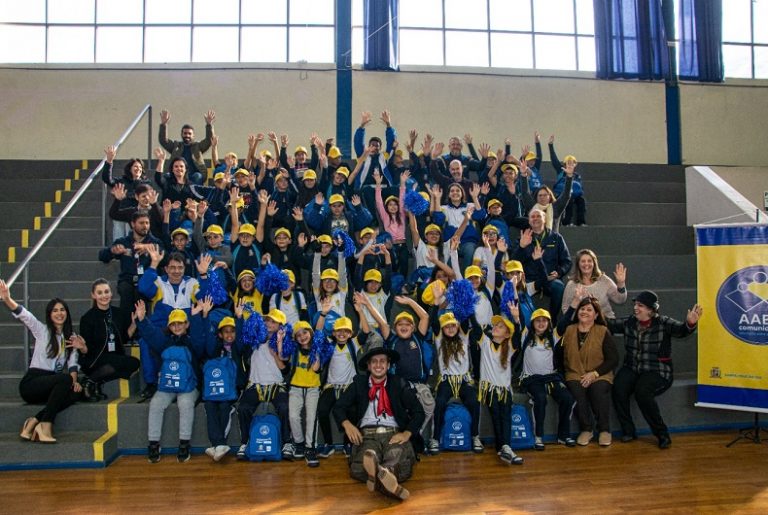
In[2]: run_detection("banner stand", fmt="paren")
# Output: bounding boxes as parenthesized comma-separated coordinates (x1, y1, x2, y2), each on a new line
(725, 413, 768, 447)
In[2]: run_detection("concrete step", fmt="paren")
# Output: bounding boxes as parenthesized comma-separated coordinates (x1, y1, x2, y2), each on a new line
(22, 246, 108, 262)
(581, 163, 686, 183)
(0, 345, 26, 372)
(560, 225, 695, 255)
(28, 261, 111, 282)
(0, 430, 111, 468)
(0, 227, 103, 250)
(0, 160, 85, 178)
(0, 399, 109, 432)
(596, 254, 696, 289)
(585, 202, 686, 226)
(28, 280, 108, 300)
(588, 181, 685, 203)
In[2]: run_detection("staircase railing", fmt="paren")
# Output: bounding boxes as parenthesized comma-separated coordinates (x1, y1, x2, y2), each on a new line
(6, 104, 152, 361)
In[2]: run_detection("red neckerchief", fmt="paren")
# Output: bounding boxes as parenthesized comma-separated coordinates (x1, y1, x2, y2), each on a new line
(368, 378, 393, 417)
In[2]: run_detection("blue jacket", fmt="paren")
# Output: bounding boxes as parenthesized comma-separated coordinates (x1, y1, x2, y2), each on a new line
(303, 199, 374, 234)
(512, 230, 572, 284)
(98, 232, 162, 284)
(353, 125, 396, 188)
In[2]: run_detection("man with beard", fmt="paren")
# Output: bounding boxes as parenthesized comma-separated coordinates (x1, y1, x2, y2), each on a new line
(159, 108, 215, 185)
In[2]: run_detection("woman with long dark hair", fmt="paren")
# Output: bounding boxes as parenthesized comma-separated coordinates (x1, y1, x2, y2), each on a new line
(78, 278, 140, 401)
(0, 279, 86, 443)
(102, 144, 149, 240)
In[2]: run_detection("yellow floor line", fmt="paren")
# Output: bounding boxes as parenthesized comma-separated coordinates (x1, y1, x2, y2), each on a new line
(21, 229, 28, 248)
(44, 202, 51, 218)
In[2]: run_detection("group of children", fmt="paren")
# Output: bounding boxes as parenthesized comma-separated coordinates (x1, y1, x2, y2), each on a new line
(96, 114, 596, 465)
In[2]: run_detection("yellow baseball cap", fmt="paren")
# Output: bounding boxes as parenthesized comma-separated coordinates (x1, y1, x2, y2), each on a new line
(317, 234, 333, 245)
(419, 191, 430, 202)
(237, 270, 255, 282)
(283, 269, 296, 283)
(204, 225, 224, 236)
(171, 228, 189, 238)
(329, 194, 345, 205)
(505, 260, 524, 273)
(464, 265, 483, 279)
(320, 269, 339, 281)
(563, 154, 578, 163)
(218, 316, 236, 330)
(293, 321, 313, 334)
(524, 151, 536, 161)
(487, 199, 503, 209)
(360, 227, 375, 239)
(424, 224, 442, 235)
(481, 225, 499, 234)
(234, 168, 250, 177)
(274, 227, 292, 239)
(394, 312, 415, 325)
(213, 172, 226, 182)
(167, 309, 188, 326)
(303, 170, 317, 181)
(439, 312, 459, 329)
(264, 309, 287, 325)
(328, 146, 342, 159)
(501, 164, 518, 173)
(531, 308, 551, 322)
(421, 279, 445, 305)
(294, 146, 308, 155)
(227, 197, 245, 209)
(491, 315, 515, 336)
(384, 195, 398, 205)
(333, 317, 353, 332)
(487, 151, 497, 159)
(238, 223, 256, 236)
(335, 167, 350, 178)
(364, 269, 382, 283)
(260, 149, 273, 159)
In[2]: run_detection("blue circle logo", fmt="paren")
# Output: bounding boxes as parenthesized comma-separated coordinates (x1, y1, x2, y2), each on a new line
(716, 265, 768, 345)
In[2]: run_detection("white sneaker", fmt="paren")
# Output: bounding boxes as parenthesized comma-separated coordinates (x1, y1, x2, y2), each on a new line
(236, 444, 247, 459)
(499, 445, 524, 465)
(213, 445, 231, 461)
(472, 435, 484, 453)
(427, 438, 440, 454)
(205, 446, 216, 459)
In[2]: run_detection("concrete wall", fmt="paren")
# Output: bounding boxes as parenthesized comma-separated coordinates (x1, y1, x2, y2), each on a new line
(712, 166, 768, 217)
(685, 166, 763, 226)
(0, 65, 766, 166)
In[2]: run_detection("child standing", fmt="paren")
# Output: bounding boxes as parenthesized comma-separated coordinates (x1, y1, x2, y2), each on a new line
(287, 321, 322, 467)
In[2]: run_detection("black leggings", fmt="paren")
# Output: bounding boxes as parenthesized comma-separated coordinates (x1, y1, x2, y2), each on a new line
(82, 352, 140, 383)
(19, 368, 82, 423)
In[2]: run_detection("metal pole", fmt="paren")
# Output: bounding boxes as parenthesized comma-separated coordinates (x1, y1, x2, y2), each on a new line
(23, 267, 29, 365)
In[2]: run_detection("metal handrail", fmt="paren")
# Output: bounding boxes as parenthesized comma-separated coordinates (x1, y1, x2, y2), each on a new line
(5, 104, 152, 360)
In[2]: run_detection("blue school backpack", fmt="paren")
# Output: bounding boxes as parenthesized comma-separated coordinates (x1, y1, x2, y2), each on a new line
(510, 403, 535, 450)
(158, 346, 196, 393)
(440, 401, 472, 451)
(202, 356, 237, 401)
(246, 403, 282, 462)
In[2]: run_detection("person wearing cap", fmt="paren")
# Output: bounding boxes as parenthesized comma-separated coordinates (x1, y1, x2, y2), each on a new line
(235, 307, 293, 460)
(503, 132, 543, 191)
(279, 136, 319, 178)
(312, 254, 349, 332)
(296, 167, 321, 210)
(318, 164, 353, 200)
(315, 315, 362, 458)
(188, 168, 231, 223)
(303, 190, 373, 236)
(333, 342, 424, 501)
(562, 249, 627, 319)
(607, 291, 702, 449)
(353, 249, 393, 331)
(428, 310, 485, 454)
(374, 168, 409, 279)
(559, 294, 620, 446)
(520, 157, 573, 233)
(472, 223, 506, 277)
(229, 269, 264, 317)
(500, 261, 537, 329)
(515, 307, 576, 450)
(408, 215, 453, 288)
(135, 298, 209, 463)
(162, 221, 199, 278)
(158, 108, 214, 186)
(477, 309, 525, 464)
(266, 168, 299, 230)
(286, 320, 323, 467)
(363, 293, 435, 451)
(485, 157, 528, 231)
(201, 315, 244, 462)
(269, 268, 309, 325)
(192, 202, 234, 271)
(548, 135, 586, 227)
(229, 195, 263, 279)
(512, 207, 572, 323)
(259, 220, 305, 287)
(473, 196, 512, 246)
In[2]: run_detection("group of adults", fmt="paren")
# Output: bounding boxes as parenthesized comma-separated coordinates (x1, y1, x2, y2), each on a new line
(4, 108, 702, 502)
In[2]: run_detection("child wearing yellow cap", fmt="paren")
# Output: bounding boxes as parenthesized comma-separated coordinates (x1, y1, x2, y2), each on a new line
(269, 269, 309, 325)
(312, 249, 349, 332)
(287, 321, 322, 467)
(353, 247, 393, 332)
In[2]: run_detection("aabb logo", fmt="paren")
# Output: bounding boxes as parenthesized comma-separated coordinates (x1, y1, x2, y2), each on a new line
(169, 361, 180, 371)
(716, 265, 768, 345)
(451, 421, 462, 431)
(259, 425, 270, 436)
(211, 368, 222, 378)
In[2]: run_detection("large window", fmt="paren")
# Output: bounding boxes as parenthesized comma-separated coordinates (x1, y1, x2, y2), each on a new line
(720, 0, 768, 79)
(0, 0, 336, 64)
(371, 0, 597, 71)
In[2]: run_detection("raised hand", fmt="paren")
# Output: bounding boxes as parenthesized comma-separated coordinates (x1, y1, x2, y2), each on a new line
(66, 334, 87, 352)
(268, 131, 278, 143)
(248, 134, 258, 148)
(162, 199, 172, 215)
(297, 232, 308, 247)
(426, 247, 438, 264)
(134, 300, 146, 321)
(280, 134, 289, 147)
(532, 245, 544, 261)
(267, 200, 278, 217)
(497, 237, 508, 254)
(350, 195, 361, 207)
(379, 110, 391, 126)
(687, 304, 703, 325)
(478, 143, 490, 158)
(519, 229, 533, 248)
(146, 189, 159, 205)
(147, 244, 164, 266)
(480, 182, 490, 196)
(204, 109, 216, 125)
(465, 204, 475, 220)
(574, 284, 589, 300)
(315, 192, 324, 205)
(449, 235, 460, 252)
(111, 183, 127, 201)
(431, 142, 444, 159)
(534, 131, 541, 143)
(548, 134, 555, 145)
(613, 263, 627, 287)
(160, 109, 171, 124)
(373, 170, 383, 186)
(104, 145, 117, 163)
(196, 253, 213, 275)
(463, 133, 473, 145)
(430, 281, 446, 305)
(154, 147, 166, 161)
(234, 298, 247, 318)
(360, 111, 372, 127)
(197, 200, 208, 217)
(431, 183, 443, 200)
(292, 207, 304, 221)
(320, 296, 333, 315)
(400, 169, 411, 185)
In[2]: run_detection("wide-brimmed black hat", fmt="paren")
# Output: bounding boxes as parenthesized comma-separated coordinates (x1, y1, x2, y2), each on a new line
(357, 345, 399, 369)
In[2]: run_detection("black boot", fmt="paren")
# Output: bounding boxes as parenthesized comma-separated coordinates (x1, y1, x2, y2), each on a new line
(82, 379, 100, 402)
(95, 382, 108, 401)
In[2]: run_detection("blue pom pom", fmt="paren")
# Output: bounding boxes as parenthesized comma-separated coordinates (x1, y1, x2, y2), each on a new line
(445, 279, 479, 322)
(206, 266, 229, 306)
(404, 190, 429, 216)
(255, 263, 289, 297)
(501, 280, 518, 321)
(242, 306, 268, 348)
(390, 274, 405, 296)
(269, 323, 295, 359)
(332, 229, 356, 258)
(310, 330, 334, 366)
